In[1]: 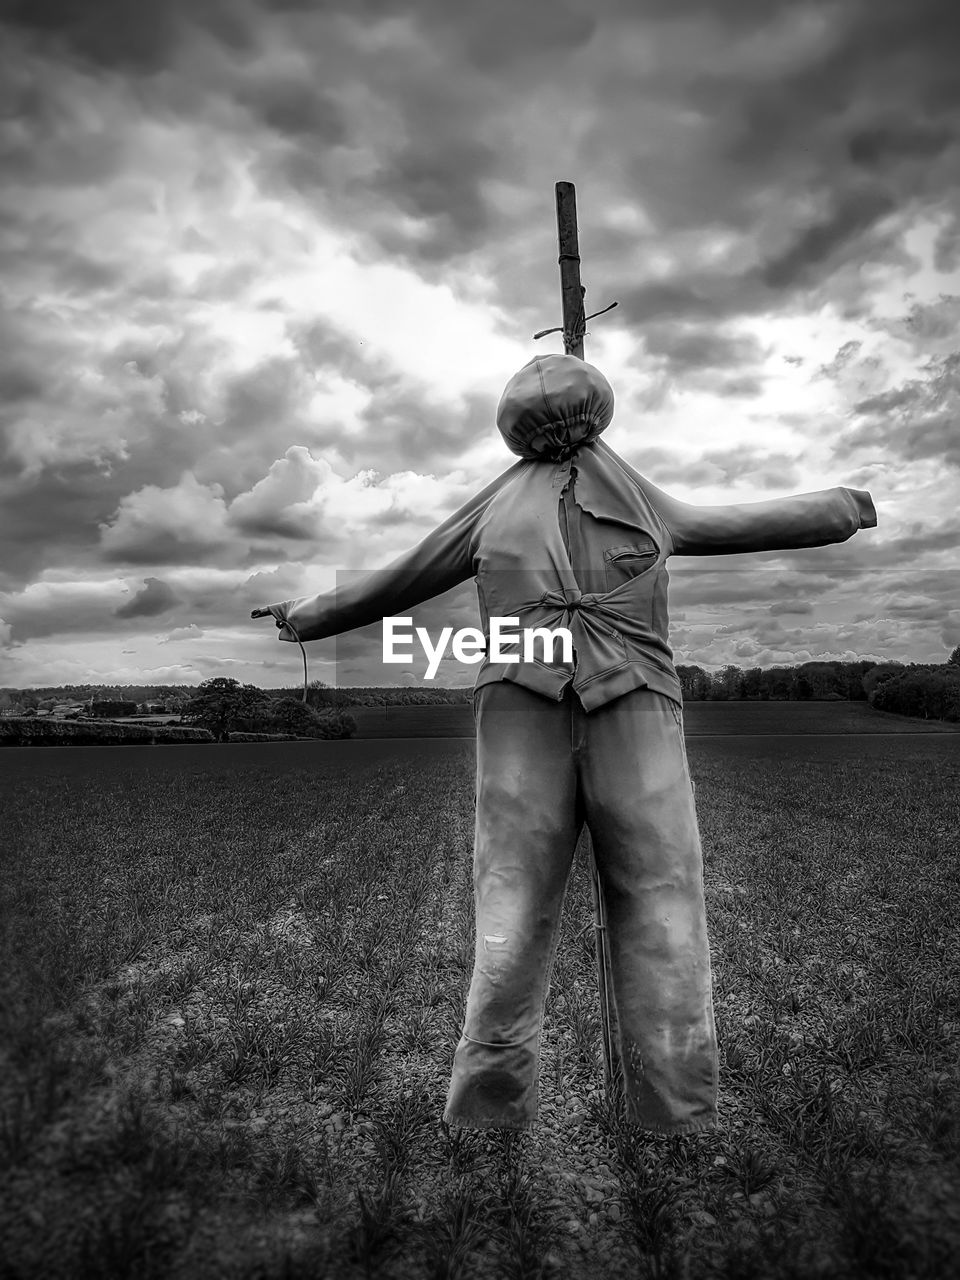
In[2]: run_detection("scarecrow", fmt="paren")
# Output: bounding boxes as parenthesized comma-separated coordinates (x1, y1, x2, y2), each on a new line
(256, 352, 877, 1135)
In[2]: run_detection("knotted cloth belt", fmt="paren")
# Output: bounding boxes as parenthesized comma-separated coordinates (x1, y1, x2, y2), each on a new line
(524, 586, 626, 642)
(503, 586, 638, 706)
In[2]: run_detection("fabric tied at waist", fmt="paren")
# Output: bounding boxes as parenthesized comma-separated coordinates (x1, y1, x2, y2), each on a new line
(536, 586, 620, 629)
(516, 587, 630, 686)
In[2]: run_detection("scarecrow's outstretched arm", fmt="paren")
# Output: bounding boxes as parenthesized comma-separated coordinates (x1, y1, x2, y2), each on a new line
(262, 460, 526, 642)
(594, 440, 876, 555)
(646, 483, 877, 556)
(606, 450, 876, 555)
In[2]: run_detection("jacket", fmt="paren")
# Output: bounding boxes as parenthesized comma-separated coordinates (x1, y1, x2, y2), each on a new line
(268, 437, 877, 711)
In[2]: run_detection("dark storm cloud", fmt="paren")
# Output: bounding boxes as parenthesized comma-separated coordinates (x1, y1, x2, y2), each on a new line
(611, 280, 747, 330)
(698, 446, 799, 487)
(218, 326, 498, 483)
(230, 509, 315, 543)
(934, 223, 960, 273)
(0, 470, 121, 591)
(668, 569, 837, 609)
(6, 0, 959, 340)
(594, 1, 958, 331)
(874, 591, 955, 623)
(101, 537, 216, 568)
(1, 0, 958, 683)
(882, 519, 960, 558)
(5, 0, 255, 72)
(242, 75, 344, 144)
(639, 323, 767, 384)
(769, 600, 814, 616)
(715, 0, 960, 166)
(289, 316, 501, 473)
(221, 357, 313, 447)
(842, 354, 960, 468)
(9, 1, 960, 264)
(848, 119, 954, 167)
(274, 0, 951, 316)
(635, 445, 800, 490)
(426, 0, 597, 66)
(114, 577, 180, 619)
(759, 189, 898, 291)
(358, 383, 494, 474)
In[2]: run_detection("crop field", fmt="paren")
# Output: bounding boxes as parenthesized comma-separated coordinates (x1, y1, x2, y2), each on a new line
(1, 714, 959, 1278)
(348, 699, 960, 739)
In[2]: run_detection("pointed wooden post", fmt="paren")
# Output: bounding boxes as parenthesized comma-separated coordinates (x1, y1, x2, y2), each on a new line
(554, 180, 622, 1104)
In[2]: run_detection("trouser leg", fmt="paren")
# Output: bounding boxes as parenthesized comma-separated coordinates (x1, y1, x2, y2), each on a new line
(578, 690, 718, 1133)
(443, 682, 580, 1130)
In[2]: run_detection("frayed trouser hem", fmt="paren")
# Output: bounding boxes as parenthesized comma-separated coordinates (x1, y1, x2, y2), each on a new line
(442, 1110, 718, 1135)
(442, 1112, 537, 1132)
(630, 1116, 719, 1136)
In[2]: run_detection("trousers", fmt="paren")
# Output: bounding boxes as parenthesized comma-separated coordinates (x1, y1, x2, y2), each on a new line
(442, 681, 718, 1134)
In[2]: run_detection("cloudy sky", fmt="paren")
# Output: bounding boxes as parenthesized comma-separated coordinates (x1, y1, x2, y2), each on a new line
(1, 0, 958, 690)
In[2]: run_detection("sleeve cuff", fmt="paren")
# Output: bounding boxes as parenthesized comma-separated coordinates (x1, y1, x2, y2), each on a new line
(847, 488, 877, 529)
(270, 598, 318, 643)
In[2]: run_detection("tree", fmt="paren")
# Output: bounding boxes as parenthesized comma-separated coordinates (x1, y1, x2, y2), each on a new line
(862, 662, 905, 701)
(871, 664, 960, 723)
(183, 678, 268, 742)
(791, 671, 813, 701)
(305, 679, 352, 710)
(740, 666, 764, 700)
(676, 665, 711, 700)
(840, 660, 875, 700)
(795, 661, 843, 699)
(711, 665, 744, 701)
(947, 644, 960, 668)
(261, 697, 356, 739)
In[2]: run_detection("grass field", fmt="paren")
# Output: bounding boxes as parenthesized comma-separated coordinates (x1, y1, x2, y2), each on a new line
(1, 708, 959, 1278)
(347, 700, 960, 739)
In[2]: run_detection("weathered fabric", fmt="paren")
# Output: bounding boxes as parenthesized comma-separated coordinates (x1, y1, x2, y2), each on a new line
(272, 437, 877, 710)
(264, 357, 878, 1135)
(495, 354, 615, 460)
(443, 680, 717, 1133)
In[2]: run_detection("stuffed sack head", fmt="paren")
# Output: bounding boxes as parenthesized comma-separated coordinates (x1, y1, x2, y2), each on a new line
(496, 354, 615, 460)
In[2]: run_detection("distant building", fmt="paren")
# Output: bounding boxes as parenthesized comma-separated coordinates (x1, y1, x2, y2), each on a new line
(52, 703, 85, 719)
(89, 700, 139, 718)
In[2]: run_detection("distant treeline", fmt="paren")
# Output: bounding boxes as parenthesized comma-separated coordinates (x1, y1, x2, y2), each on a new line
(676, 658, 960, 722)
(276, 684, 474, 708)
(0, 683, 473, 713)
(0, 684, 197, 708)
(4, 653, 960, 722)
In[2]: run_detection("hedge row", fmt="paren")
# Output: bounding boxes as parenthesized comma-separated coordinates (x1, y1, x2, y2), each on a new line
(0, 719, 216, 746)
(226, 732, 304, 742)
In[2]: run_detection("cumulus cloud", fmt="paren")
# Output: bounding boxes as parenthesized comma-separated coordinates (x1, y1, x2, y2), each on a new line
(1, 0, 959, 683)
(841, 353, 960, 471)
(769, 600, 814, 616)
(1, 577, 133, 642)
(114, 577, 180, 619)
(228, 445, 475, 559)
(99, 473, 233, 564)
(161, 624, 204, 643)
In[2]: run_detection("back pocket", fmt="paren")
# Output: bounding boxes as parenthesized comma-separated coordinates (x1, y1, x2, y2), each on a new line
(604, 539, 659, 591)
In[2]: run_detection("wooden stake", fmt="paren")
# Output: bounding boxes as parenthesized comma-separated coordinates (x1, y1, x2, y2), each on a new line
(555, 181, 586, 358)
(554, 180, 621, 1104)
